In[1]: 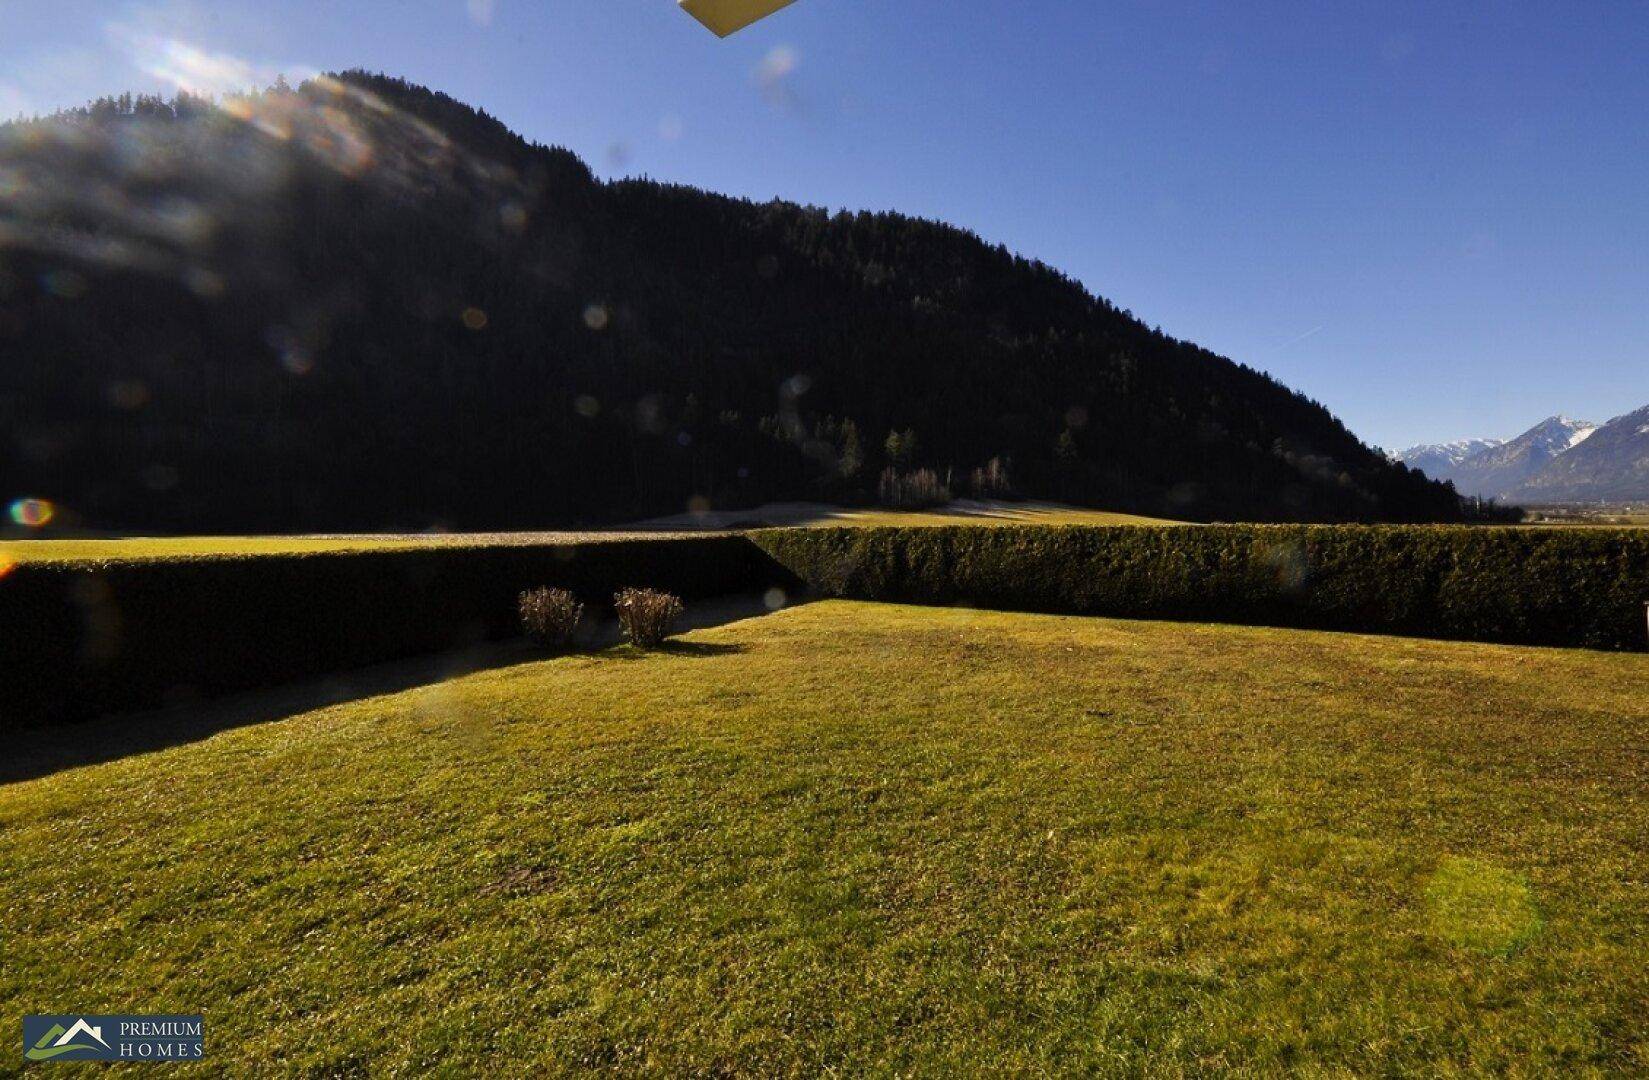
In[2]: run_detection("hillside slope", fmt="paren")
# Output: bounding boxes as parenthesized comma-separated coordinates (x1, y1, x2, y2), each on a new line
(0, 73, 1472, 530)
(1510, 405, 1649, 503)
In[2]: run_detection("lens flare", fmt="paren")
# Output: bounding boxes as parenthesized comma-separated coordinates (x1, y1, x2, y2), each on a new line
(8, 497, 55, 527)
(105, 379, 151, 410)
(40, 270, 88, 299)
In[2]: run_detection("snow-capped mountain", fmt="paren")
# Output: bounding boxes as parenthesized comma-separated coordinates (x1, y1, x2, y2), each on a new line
(1397, 408, 1649, 503)
(1507, 405, 1649, 503)
(1395, 417, 1595, 498)
(1393, 439, 1503, 483)
(1441, 416, 1597, 499)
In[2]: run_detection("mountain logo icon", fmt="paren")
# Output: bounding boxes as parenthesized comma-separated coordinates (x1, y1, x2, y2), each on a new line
(25, 1017, 110, 1061)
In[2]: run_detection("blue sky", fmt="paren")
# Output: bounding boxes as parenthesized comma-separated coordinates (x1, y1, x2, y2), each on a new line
(4, 0, 1647, 450)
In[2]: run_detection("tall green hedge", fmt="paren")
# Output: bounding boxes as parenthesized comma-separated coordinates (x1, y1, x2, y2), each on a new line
(752, 525, 1649, 652)
(10, 524, 1644, 729)
(2, 536, 789, 728)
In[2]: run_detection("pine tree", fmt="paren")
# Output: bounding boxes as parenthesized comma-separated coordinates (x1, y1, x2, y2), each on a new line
(839, 419, 863, 480)
(1055, 428, 1079, 466)
(885, 428, 918, 468)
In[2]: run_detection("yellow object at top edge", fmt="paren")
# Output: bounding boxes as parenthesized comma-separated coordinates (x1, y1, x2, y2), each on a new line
(679, 0, 800, 37)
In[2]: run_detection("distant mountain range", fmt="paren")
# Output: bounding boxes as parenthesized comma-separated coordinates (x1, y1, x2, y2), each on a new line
(1396, 409, 1649, 504)
(1394, 439, 1503, 480)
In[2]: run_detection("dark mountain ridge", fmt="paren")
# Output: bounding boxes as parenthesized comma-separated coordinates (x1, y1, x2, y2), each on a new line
(0, 72, 1481, 530)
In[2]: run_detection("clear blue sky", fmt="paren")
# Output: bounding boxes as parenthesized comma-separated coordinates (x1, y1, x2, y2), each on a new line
(5, 0, 1647, 450)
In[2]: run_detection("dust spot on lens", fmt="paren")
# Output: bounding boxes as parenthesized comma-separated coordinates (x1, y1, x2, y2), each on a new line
(142, 464, 180, 492)
(40, 270, 88, 300)
(635, 395, 662, 433)
(106, 379, 151, 410)
(1260, 539, 1309, 592)
(763, 587, 787, 611)
(186, 267, 226, 299)
(462, 307, 489, 330)
(583, 304, 610, 331)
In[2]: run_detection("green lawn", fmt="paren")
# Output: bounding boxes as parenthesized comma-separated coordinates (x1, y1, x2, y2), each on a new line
(2, 602, 1644, 1073)
(0, 531, 671, 564)
(635, 498, 1179, 530)
(0, 502, 1173, 564)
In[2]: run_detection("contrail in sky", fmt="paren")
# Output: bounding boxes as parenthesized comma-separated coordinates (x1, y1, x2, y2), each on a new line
(1278, 325, 1324, 349)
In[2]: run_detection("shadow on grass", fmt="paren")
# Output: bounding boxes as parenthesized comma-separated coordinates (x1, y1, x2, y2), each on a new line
(595, 640, 748, 661)
(658, 640, 746, 657)
(4, 593, 799, 785)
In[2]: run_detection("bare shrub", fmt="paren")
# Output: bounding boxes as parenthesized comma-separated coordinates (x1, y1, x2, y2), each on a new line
(877, 466, 951, 509)
(969, 456, 1013, 498)
(614, 587, 684, 647)
(519, 586, 583, 649)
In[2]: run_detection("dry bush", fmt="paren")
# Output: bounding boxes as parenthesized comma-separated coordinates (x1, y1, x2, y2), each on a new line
(877, 466, 952, 509)
(969, 456, 1013, 498)
(614, 587, 684, 647)
(519, 586, 583, 649)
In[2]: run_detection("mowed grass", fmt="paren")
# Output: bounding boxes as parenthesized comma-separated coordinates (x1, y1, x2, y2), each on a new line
(2, 602, 1645, 1073)
(0, 503, 1171, 563)
(0, 531, 679, 564)
(817, 505, 1172, 527)
(635, 499, 1178, 530)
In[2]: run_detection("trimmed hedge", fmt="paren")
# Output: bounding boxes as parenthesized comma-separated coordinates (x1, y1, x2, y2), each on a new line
(9, 524, 1643, 728)
(2, 536, 790, 728)
(752, 525, 1649, 652)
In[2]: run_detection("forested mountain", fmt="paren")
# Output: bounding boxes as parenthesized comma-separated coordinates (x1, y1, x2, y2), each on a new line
(0, 73, 1482, 531)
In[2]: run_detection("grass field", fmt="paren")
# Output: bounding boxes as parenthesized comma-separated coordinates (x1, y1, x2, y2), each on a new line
(3, 601, 1644, 1072)
(0, 502, 1172, 563)
(635, 499, 1177, 530)
(1525, 507, 1649, 527)
(0, 531, 674, 564)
